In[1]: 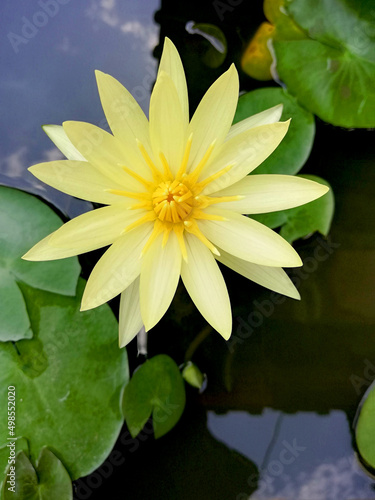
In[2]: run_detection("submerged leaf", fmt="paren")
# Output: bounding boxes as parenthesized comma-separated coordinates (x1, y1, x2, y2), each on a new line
(186, 22, 227, 68)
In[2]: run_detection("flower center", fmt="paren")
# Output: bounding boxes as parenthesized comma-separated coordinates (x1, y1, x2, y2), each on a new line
(152, 180, 194, 222)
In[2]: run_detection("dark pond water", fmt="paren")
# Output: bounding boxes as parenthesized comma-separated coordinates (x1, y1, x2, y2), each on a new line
(2, 0, 375, 499)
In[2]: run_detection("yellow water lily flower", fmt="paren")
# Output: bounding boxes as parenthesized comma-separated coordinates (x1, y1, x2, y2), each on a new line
(23, 38, 328, 346)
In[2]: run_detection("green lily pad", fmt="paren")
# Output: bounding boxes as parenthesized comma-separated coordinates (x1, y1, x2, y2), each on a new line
(0, 438, 29, 488)
(355, 380, 375, 468)
(274, 0, 375, 127)
(2, 449, 72, 500)
(123, 355, 186, 439)
(0, 279, 128, 481)
(233, 87, 315, 175)
(0, 187, 80, 342)
(252, 175, 334, 243)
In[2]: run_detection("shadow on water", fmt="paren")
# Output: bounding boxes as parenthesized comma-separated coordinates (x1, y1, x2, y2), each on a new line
(2, 0, 375, 498)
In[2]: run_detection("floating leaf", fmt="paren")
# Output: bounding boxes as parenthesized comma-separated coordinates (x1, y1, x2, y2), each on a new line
(0, 279, 128, 481)
(241, 22, 275, 81)
(274, 0, 375, 127)
(0, 187, 80, 342)
(355, 380, 375, 468)
(252, 175, 334, 243)
(233, 87, 315, 175)
(2, 449, 72, 500)
(123, 355, 186, 439)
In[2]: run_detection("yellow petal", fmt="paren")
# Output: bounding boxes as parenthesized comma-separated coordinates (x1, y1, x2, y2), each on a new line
(201, 121, 290, 195)
(49, 205, 144, 250)
(212, 174, 329, 213)
(95, 70, 153, 179)
(22, 232, 82, 261)
(158, 38, 189, 128)
(198, 208, 302, 267)
(81, 224, 152, 311)
(181, 233, 232, 340)
(29, 160, 125, 205)
(216, 248, 300, 299)
(140, 231, 182, 331)
(63, 121, 151, 189)
(225, 104, 283, 142)
(187, 64, 239, 170)
(149, 71, 185, 176)
(43, 125, 86, 161)
(119, 277, 143, 348)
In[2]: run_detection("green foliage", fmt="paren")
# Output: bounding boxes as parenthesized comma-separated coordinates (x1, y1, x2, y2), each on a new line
(356, 380, 375, 468)
(274, 0, 375, 127)
(0, 187, 80, 342)
(2, 449, 72, 500)
(233, 87, 315, 175)
(123, 355, 186, 439)
(0, 279, 128, 483)
(252, 175, 334, 243)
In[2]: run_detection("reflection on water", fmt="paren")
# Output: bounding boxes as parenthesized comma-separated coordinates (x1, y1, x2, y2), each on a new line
(2, 0, 375, 498)
(208, 410, 373, 499)
(0, 0, 158, 217)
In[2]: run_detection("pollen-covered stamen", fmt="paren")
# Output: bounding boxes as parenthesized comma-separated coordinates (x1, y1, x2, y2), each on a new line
(195, 164, 234, 193)
(183, 219, 220, 256)
(136, 139, 161, 181)
(152, 181, 194, 222)
(194, 194, 244, 208)
(187, 140, 216, 184)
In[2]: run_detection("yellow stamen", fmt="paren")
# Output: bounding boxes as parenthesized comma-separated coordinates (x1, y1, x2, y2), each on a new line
(187, 140, 216, 184)
(159, 152, 173, 180)
(193, 210, 228, 221)
(175, 133, 193, 180)
(184, 220, 220, 256)
(158, 201, 169, 221)
(129, 201, 153, 210)
(141, 220, 164, 256)
(195, 194, 244, 208)
(195, 164, 233, 193)
(152, 180, 194, 222)
(122, 166, 154, 189)
(136, 140, 161, 181)
(106, 189, 151, 201)
(122, 212, 156, 233)
(178, 191, 193, 203)
(173, 224, 188, 262)
(170, 201, 180, 223)
(162, 226, 172, 247)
